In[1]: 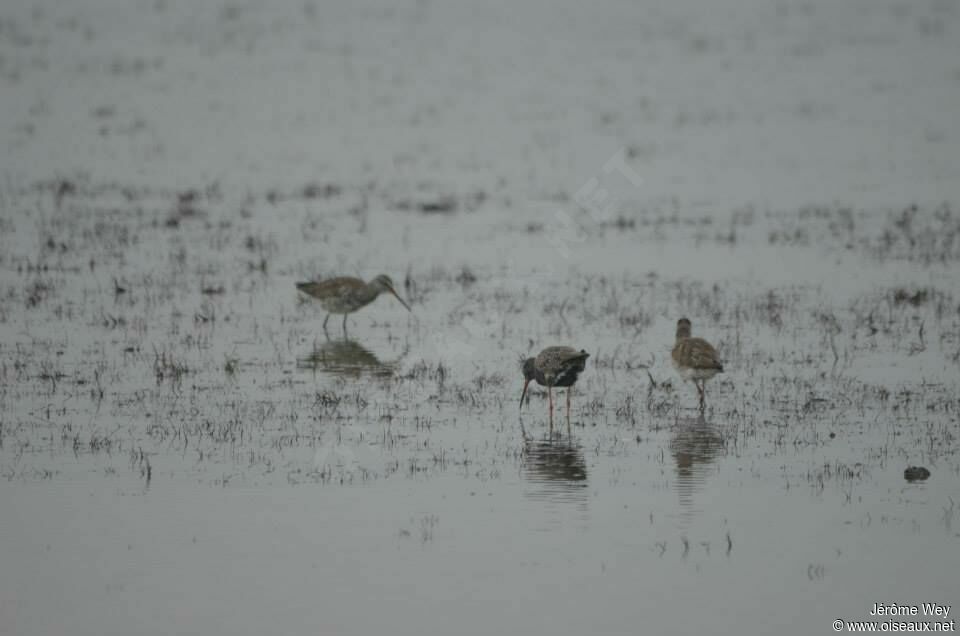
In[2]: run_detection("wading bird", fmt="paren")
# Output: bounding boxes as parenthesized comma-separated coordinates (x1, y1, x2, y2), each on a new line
(295, 274, 411, 333)
(520, 346, 590, 438)
(671, 317, 723, 410)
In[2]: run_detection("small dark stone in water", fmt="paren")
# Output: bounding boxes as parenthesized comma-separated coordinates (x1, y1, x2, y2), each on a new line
(455, 267, 477, 286)
(904, 466, 931, 482)
(893, 288, 928, 306)
(829, 432, 835, 439)
(419, 196, 457, 214)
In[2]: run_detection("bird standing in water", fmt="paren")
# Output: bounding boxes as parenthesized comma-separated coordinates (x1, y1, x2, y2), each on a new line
(520, 346, 590, 438)
(671, 318, 723, 410)
(295, 274, 411, 333)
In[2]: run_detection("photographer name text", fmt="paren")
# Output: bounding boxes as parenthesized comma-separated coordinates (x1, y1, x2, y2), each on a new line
(872, 604, 952, 618)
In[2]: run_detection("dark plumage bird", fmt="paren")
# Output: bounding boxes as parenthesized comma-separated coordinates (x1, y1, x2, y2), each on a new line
(295, 274, 411, 332)
(520, 346, 590, 437)
(671, 318, 723, 410)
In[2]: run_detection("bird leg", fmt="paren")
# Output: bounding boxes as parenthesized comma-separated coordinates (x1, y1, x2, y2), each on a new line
(323, 314, 330, 330)
(566, 386, 572, 439)
(548, 386, 554, 438)
(342, 314, 348, 333)
(697, 381, 706, 410)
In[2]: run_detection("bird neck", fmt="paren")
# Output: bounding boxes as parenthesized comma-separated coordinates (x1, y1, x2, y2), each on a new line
(360, 282, 383, 303)
(535, 368, 550, 386)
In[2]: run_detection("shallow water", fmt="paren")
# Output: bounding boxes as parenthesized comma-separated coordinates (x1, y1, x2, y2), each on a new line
(2, 0, 960, 634)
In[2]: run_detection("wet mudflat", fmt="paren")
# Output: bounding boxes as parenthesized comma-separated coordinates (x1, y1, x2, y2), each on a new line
(1, 0, 959, 634)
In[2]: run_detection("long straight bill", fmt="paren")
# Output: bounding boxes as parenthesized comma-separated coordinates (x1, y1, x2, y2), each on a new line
(519, 378, 531, 410)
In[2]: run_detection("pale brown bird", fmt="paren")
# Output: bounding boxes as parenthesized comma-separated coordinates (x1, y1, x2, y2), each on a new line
(520, 346, 590, 438)
(671, 318, 724, 410)
(295, 274, 411, 332)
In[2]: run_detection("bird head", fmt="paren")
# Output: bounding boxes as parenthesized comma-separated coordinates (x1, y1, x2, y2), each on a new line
(372, 274, 411, 312)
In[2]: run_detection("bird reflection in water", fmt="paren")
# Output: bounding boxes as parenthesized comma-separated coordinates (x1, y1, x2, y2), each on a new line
(669, 414, 726, 527)
(297, 338, 397, 379)
(522, 440, 589, 510)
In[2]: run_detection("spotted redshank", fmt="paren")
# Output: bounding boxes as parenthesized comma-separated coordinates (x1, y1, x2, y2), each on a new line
(520, 346, 589, 437)
(671, 318, 723, 410)
(295, 274, 411, 332)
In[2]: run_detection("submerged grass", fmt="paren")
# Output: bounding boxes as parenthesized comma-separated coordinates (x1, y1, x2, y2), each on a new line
(0, 180, 957, 495)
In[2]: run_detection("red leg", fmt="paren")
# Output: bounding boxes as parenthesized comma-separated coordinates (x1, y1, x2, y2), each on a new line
(548, 386, 554, 437)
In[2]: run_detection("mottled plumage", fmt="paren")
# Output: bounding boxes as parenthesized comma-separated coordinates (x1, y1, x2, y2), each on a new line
(296, 274, 410, 332)
(520, 346, 589, 437)
(671, 318, 723, 409)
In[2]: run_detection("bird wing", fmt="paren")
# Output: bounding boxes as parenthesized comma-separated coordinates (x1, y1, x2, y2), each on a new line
(296, 277, 362, 299)
(535, 347, 590, 385)
(536, 346, 587, 367)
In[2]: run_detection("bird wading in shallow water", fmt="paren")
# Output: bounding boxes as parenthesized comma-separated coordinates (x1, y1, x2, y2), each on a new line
(520, 346, 590, 438)
(295, 274, 411, 334)
(671, 317, 723, 411)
